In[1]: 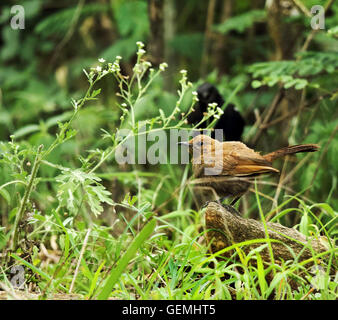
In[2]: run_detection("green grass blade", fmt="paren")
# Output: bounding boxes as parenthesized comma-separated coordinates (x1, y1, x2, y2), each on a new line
(11, 253, 51, 281)
(256, 252, 267, 298)
(255, 180, 276, 275)
(86, 260, 106, 299)
(97, 218, 156, 300)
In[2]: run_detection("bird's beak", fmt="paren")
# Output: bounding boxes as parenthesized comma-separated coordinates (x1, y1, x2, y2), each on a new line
(177, 141, 189, 146)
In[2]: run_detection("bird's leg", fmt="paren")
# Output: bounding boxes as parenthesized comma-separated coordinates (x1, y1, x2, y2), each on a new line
(202, 195, 240, 210)
(201, 201, 211, 209)
(217, 196, 242, 216)
(201, 198, 241, 216)
(230, 195, 242, 206)
(218, 196, 229, 204)
(220, 203, 242, 217)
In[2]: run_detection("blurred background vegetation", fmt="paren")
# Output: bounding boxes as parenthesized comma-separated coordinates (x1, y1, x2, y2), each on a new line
(0, 0, 337, 299)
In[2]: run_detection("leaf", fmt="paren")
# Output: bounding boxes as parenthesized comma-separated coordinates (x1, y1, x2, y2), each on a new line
(0, 227, 7, 249)
(66, 188, 76, 213)
(13, 124, 40, 138)
(97, 218, 156, 300)
(35, 4, 108, 37)
(85, 184, 114, 216)
(266, 272, 286, 297)
(11, 253, 51, 281)
(114, 1, 149, 38)
(214, 10, 266, 34)
(299, 211, 311, 236)
(45, 112, 73, 128)
(159, 109, 166, 123)
(251, 80, 262, 88)
(0, 188, 11, 204)
(294, 79, 308, 90)
(56, 169, 112, 216)
(86, 260, 106, 299)
(256, 252, 267, 296)
(91, 88, 101, 99)
(32, 214, 46, 222)
(310, 203, 336, 218)
(85, 190, 101, 215)
(160, 210, 193, 220)
(249, 51, 338, 90)
(328, 26, 338, 37)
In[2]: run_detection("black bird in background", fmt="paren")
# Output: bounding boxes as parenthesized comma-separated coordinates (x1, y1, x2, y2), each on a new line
(187, 83, 245, 141)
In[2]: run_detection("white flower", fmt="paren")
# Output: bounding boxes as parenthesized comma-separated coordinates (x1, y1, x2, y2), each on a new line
(112, 62, 120, 72)
(217, 107, 224, 115)
(98, 58, 105, 63)
(136, 41, 145, 48)
(116, 56, 122, 60)
(191, 91, 199, 102)
(143, 61, 152, 68)
(96, 66, 102, 72)
(159, 62, 168, 71)
(137, 48, 146, 55)
(208, 102, 217, 108)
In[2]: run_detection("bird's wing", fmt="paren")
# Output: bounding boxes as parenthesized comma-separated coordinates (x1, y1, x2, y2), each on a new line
(192, 153, 230, 177)
(192, 142, 279, 177)
(193, 153, 278, 177)
(228, 153, 279, 176)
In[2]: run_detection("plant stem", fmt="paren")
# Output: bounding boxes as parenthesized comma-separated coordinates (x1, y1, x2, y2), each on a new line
(11, 144, 44, 251)
(69, 227, 91, 294)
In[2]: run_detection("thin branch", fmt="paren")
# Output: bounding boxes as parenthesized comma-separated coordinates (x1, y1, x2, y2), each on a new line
(300, 0, 335, 53)
(0, 180, 27, 192)
(200, 0, 217, 77)
(250, 89, 284, 145)
(291, 0, 311, 17)
(50, 0, 85, 65)
(69, 228, 91, 294)
(11, 145, 44, 251)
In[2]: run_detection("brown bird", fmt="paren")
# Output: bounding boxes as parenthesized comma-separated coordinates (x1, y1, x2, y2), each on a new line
(179, 135, 319, 205)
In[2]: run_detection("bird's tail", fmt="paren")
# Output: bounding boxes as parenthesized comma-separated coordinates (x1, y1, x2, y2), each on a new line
(263, 144, 319, 162)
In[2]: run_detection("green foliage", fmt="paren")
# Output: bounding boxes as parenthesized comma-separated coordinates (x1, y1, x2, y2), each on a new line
(35, 3, 108, 37)
(101, 1, 149, 60)
(170, 33, 204, 60)
(97, 218, 156, 300)
(214, 10, 266, 34)
(249, 51, 338, 90)
(56, 169, 114, 217)
(328, 26, 338, 37)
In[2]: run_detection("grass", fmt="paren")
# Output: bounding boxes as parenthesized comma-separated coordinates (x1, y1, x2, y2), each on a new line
(2, 191, 337, 300)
